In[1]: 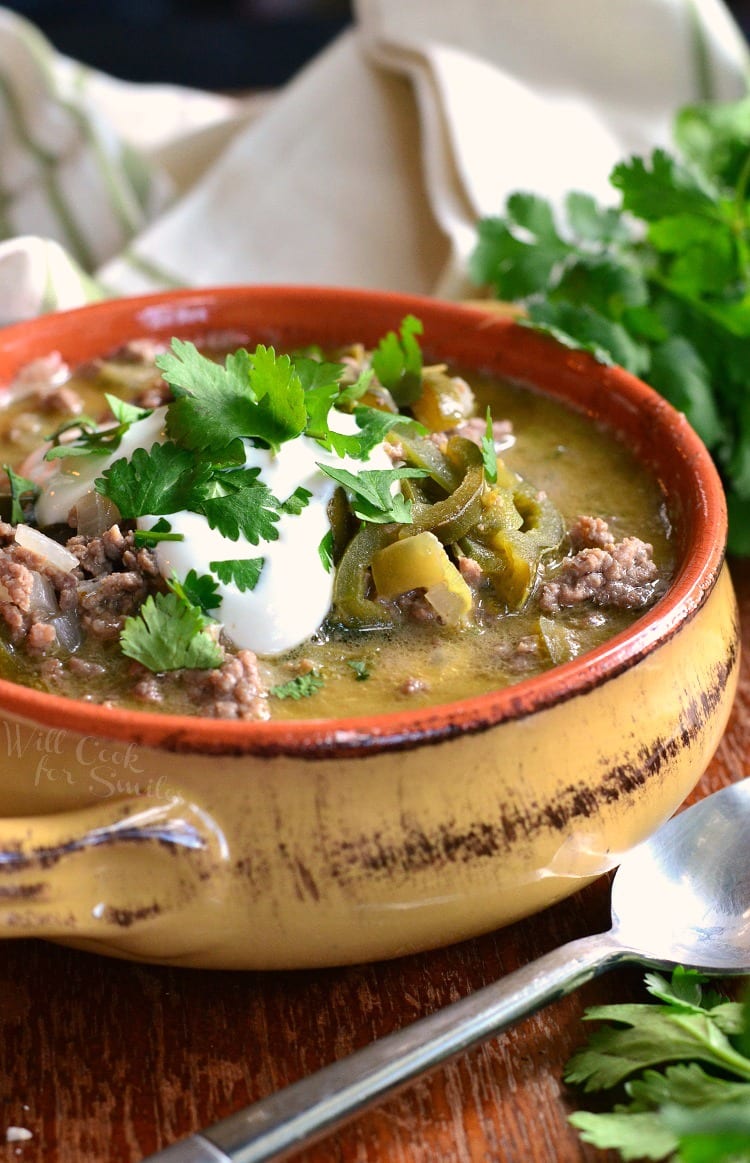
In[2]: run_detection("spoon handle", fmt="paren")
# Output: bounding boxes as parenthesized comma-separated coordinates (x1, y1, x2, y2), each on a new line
(144, 930, 631, 1163)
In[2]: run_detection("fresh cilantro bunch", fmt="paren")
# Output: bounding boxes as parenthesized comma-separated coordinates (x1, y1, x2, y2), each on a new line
(469, 95, 750, 555)
(566, 967, 750, 1161)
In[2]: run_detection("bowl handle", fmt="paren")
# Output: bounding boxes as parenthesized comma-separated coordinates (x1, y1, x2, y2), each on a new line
(0, 795, 226, 947)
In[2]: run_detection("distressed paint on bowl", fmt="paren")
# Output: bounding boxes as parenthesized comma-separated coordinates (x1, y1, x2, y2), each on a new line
(0, 287, 739, 968)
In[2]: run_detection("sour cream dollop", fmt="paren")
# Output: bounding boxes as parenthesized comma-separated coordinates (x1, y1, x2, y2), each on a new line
(35, 408, 392, 656)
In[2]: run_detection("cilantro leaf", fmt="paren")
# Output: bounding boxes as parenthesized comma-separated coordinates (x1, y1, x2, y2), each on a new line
(566, 969, 750, 1163)
(281, 486, 312, 516)
(317, 464, 429, 524)
(247, 345, 307, 452)
(209, 557, 265, 592)
(610, 149, 720, 222)
(120, 591, 223, 672)
(95, 442, 211, 518)
(44, 397, 151, 464)
(104, 393, 152, 426)
(480, 408, 498, 483)
(269, 671, 325, 700)
(647, 337, 723, 448)
(168, 569, 222, 613)
(200, 480, 281, 544)
(469, 198, 570, 299)
(44, 417, 128, 461)
(674, 94, 750, 188)
(568, 1108, 677, 1160)
(3, 465, 40, 524)
(324, 405, 426, 460)
(292, 355, 346, 393)
(371, 315, 424, 405)
(347, 659, 370, 681)
(318, 529, 334, 573)
(159, 340, 257, 455)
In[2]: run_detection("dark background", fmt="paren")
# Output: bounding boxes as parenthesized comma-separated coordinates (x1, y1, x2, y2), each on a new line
(1, 0, 748, 91)
(3, 1, 354, 89)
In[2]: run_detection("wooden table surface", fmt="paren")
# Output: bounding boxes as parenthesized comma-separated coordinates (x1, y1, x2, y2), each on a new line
(1, 560, 748, 1163)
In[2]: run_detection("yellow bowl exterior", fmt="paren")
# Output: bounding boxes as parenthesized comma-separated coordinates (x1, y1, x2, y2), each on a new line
(0, 564, 738, 969)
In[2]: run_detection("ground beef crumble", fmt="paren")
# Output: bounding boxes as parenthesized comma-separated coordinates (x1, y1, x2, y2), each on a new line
(540, 534, 658, 613)
(0, 520, 271, 720)
(180, 650, 270, 720)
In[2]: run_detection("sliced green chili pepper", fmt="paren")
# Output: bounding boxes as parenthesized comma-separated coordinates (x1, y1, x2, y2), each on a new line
(460, 462, 564, 609)
(404, 437, 485, 545)
(332, 523, 398, 626)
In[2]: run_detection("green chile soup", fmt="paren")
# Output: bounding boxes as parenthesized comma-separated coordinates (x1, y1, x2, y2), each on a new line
(0, 317, 673, 720)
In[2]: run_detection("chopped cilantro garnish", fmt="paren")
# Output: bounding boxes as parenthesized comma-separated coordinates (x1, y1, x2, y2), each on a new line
(269, 671, 325, 700)
(347, 659, 370, 681)
(3, 465, 40, 524)
(336, 367, 375, 406)
(45, 394, 152, 463)
(45, 418, 128, 461)
(281, 486, 312, 515)
(371, 314, 424, 405)
(95, 442, 212, 518)
(44, 414, 99, 446)
(169, 569, 222, 613)
(209, 557, 265, 592)
(159, 340, 307, 455)
(120, 591, 223, 672)
(133, 529, 185, 547)
(201, 481, 282, 544)
(134, 518, 186, 548)
(481, 407, 498, 484)
(104, 393, 152, 426)
(317, 464, 429, 524)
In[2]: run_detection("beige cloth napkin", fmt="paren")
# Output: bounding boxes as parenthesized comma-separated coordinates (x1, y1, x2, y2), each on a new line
(0, 0, 747, 323)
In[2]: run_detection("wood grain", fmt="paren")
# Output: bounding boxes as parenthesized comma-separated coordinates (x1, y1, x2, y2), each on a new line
(1, 559, 748, 1163)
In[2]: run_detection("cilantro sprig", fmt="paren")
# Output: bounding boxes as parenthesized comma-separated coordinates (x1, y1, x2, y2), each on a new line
(317, 464, 429, 524)
(45, 394, 153, 462)
(120, 590, 223, 672)
(566, 968, 750, 1161)
(3, 465, 40, 524)
(469, 94, 750, 555)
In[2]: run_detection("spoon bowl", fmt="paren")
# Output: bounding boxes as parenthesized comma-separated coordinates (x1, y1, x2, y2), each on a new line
(612, 778, 750, 971)
(146, 780, 750, 1163)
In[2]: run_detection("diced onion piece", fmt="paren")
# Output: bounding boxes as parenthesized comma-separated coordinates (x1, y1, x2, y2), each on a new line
(29, 571, 58, 616)
(52, 610, 82, 653)
(14, 524, 78, 572)
(371, 530, 472, 624)
(73, 492, 120, 537)
(424, 581, 470, 625)
(538, 615, 580, 665)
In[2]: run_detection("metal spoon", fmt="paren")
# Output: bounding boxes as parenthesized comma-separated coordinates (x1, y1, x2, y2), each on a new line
(146, 779, 750, 1163)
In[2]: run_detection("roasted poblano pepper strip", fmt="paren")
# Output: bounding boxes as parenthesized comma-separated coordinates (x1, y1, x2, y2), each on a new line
(332, 522, 398, 626)
(462, 464, 564, 609)
(396, 432, 461, 492)
(403, 437, 485, 545)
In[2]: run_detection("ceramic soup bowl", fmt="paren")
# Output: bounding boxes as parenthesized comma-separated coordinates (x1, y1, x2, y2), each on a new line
(0, 286, 738, 969)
